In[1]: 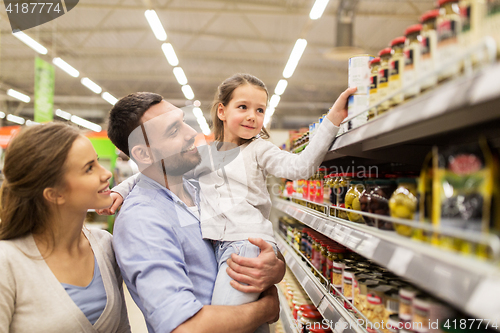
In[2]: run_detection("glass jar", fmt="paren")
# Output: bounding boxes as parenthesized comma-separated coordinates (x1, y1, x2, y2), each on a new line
(383, 291, 400, 333)
(360, 180, 376, 226)
(365, 285, 395, 332)
(378, 48, 392, 115)
(319, 241, 328, 278)
(389, 178, 418, 237)
(315, 167, 327, 204)
(437, 0, 462, 81)
(329, 174, 338, 206)
(336, 174, 351, 219)
(368, 57, 381, 120)
(342, 269, 356, 305)
(389, 36, 406, 107)
(357, 279, 379, 316)
(370, 179, 397, 230)
(420, 9, 440, 90)
(345, 181, 366, 223)
(404, 24, 422, 99)
(308, 172, 317, 203)
(323, 174, 331, 204)
(331, 259, 344, 295)
(399, 287, 418, 322)
(387, 314, 401, 333)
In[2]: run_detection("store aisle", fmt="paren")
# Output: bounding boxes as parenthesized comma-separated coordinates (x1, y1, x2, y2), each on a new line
(124, 283, 148, 333)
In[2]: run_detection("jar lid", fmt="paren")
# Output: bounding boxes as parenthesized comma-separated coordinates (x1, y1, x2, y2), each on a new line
(420, 9, 440, 22)
(370, 57, 381, 65)
(328, 246, 345, 253)
(405, 24, 422, 35)
(438, 0, 459, 6)
(391, 36, 406, 46)
(379, 48, 392, 56)
(302, 310, 322, 319)
(299, 304, 317, 311)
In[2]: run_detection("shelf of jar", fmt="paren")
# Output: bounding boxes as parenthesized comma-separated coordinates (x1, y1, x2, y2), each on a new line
(272, 197, 500, 324)
(276, 234, 373, 333)
(277, 288, 301, 333)
(322, 40, 500, 164)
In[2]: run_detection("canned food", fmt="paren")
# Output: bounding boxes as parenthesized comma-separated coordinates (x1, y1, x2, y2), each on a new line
(349, 54, 375, 95)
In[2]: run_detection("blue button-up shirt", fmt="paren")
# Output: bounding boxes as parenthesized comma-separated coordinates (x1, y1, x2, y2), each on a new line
(112, 174, 218, 333)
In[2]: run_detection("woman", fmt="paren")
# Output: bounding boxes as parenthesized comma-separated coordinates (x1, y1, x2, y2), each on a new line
(0, 123, 130, 333)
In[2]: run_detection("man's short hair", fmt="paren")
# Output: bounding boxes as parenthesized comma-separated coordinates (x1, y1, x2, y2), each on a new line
(107, 92, 163, 158)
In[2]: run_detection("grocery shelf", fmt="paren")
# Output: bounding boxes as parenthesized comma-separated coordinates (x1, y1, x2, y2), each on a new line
(276, 234, 371, 333)
(324, 60, 500, 164)
(273, 197, 500, 324)
(277, 289, 300, 333)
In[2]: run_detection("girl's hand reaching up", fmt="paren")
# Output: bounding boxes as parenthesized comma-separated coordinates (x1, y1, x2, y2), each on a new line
(326, 87, 358, 127)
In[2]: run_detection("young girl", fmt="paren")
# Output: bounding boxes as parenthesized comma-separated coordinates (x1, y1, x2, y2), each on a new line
(106, 74, 355, 332)
(0, 123, 130, 333)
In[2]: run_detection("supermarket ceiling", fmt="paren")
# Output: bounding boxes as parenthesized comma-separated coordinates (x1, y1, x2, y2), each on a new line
(0, 0, 435, 131)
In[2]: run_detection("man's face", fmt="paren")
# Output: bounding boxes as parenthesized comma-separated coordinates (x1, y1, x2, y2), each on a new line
(133, 100, 201, 176)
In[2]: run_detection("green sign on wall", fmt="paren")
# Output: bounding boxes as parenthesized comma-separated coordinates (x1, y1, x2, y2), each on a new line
(34, 57, 55, 123)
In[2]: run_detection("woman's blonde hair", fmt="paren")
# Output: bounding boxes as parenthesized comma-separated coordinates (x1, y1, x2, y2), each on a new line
(210, 73, 270, 144)
(0, 122, 81, 241)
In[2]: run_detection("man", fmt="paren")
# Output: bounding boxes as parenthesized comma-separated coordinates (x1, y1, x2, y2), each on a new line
(107, 92, 285, 333)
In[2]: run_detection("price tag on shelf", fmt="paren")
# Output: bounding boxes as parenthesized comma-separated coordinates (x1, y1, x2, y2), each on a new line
(470, 64, 500, 104)
(387, 247, 414, 276)
(341, 228, 352, 244)
(465, 277, 500, 323)
(423, 81, 459, 116)
(345, 233, 361, 249)
(334, 318, 347, 333)
(301, 276, 309, 289)
(356, 236, 380, 259)
(318, 298, 329, 315)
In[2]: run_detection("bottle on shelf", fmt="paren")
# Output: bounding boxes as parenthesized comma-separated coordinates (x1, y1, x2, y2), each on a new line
(436, 0, 463, 81)
(368, 57, 381, 120)
(389, 36, 406, 107)
(420, 9, 440, 90)
(404, 24, 423, 99)
(378, 48, 393, 115)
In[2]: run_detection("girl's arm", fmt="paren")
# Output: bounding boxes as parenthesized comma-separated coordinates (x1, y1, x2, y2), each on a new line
(96, 174, 140, 215)
(256, 87, 355, 180)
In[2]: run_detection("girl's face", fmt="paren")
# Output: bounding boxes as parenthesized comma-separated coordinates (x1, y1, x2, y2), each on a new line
(217, 84, 267, 145)
(59, 135, 113, 212)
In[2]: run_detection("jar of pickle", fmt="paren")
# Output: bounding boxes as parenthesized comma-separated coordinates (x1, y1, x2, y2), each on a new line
(319, 241, 328, 278)
(310, 235, 320, 269)
(389, 178, 418, 237)
(317, 167, 327, 204)
(365, 285, 395, 332)
(370, 179, 397, 230)
(367, 58, 380, 121)
(345, 180, 366, 223)
(404, 24, 422, 99)
(389, 36, 406, 107)
(378, 48, 392, 114)
(420, 9, 440, 90)
(336, 174, 351, 219)
(437, 0, 462, 81)
(360, 180, 376, 226)
(308, 172, 317, 202)
(329, 173, 338, 206)
(323, 174, 331, 204)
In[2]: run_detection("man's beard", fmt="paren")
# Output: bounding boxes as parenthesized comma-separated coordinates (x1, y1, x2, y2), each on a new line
(155, 149, 202, 177)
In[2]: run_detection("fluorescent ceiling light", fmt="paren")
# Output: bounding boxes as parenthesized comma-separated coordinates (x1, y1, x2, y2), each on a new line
(309, 0, 330, 20)
(56, 109, 71, 120)
(102, 92, 118, 105)
(196, 117, 208, 127)
(274, 80, 288, 96)
(53, 57, 79, 78)
(81, 77, 102, 94)
(269, 95, 281, 109)
(161, 43, 179, 66)
(12, 32, 48, 54)
(70, 115, 102, 132)
(193, 100, 201, 107)
(0, 112, 5, 119)
(7, 89, 30, 103)
(26, 120, 39, 126)
(199, 122, 211, 136)
(263, 114, 272, 127)
(283, 39, 307, 79)
(267, 106, 275, 117)
(6, 114, 25, 125)
(173, 67, 188, 85)
(145, 10, 167, 41)
(182, 85, 194, 100)
(193, 107, 204, 118)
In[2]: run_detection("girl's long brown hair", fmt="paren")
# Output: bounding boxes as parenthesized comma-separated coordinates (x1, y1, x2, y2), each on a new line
(0, 123, 80, 241)
(210, 73, 270, 144)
